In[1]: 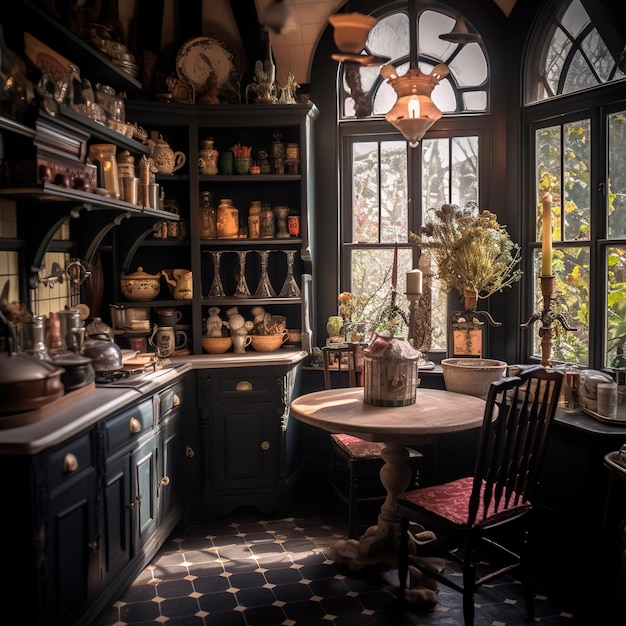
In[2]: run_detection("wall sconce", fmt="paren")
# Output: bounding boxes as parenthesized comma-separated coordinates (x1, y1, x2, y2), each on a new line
(380, 63, 448, 147)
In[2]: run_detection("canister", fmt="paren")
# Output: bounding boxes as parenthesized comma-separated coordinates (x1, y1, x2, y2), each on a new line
(248, 201, 262, 239)
(217, 198, 239, 238)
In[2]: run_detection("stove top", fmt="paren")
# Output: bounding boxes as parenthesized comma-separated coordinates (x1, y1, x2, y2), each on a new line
(94, 363, 188, 394)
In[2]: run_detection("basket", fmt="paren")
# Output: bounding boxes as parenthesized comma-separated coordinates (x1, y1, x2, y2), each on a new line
(363, 350, 419, 407)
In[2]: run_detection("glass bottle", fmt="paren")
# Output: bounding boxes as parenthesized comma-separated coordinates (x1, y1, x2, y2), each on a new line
(199, 191, 217, 239)
(217, 198, 239, 239)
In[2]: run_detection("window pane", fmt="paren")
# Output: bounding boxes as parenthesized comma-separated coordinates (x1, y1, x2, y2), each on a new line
(607, 245, 626, 365)
(449, 43, 488, 88)
(563, 49, 599, 94)
(422, 138, 450, 210)
(532, 248, 589, 365)
(352, 142, 380, 243)
(380, 142, 409, 242)
(536, 125, 562, 242)
(367, 12, 408, 61)
(608, 111, 626, 238)
(563, 119, 590, 241)
(451, 137, 479, 206)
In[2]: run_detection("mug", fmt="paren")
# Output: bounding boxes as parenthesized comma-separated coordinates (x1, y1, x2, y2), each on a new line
(155, 308, 183, 327)
(149, 325, 188, 357)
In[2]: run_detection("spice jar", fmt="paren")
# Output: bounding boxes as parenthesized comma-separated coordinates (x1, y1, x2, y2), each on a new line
(260, 203, 276, 238)
(199, 191, 217, 239)
(248, 200, 261, 239)
(217, 198, 239, 239)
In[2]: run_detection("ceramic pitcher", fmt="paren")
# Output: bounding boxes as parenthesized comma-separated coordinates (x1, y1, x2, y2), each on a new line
(150, 134, 186, 174)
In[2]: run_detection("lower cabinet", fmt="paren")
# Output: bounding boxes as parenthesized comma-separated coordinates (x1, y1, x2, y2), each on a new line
(197, 362, 302, 518)
(0, 373, 191, 626)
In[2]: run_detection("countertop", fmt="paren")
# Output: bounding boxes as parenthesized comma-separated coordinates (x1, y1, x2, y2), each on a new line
(169, 349, 309, 369)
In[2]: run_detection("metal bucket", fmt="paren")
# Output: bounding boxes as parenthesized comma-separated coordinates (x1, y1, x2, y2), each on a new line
(363, 349, 419, 407)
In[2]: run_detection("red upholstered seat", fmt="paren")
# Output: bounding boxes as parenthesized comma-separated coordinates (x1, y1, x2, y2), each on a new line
(331, 433, 387, 459)
(395, 365, 563, 626)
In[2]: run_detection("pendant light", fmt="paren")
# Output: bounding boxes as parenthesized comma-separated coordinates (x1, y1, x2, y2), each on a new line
(379, 1, 449, 147)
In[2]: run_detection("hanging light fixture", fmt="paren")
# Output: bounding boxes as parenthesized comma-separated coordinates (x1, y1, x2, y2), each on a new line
(379, 1, 452, 147)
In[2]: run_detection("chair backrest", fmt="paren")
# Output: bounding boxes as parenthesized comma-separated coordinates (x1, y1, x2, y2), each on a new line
(468, 364, 563, 525)
(321, 345, 360, 389)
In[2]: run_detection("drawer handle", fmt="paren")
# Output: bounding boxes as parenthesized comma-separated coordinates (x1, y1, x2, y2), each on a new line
(63, 453, 78, 473)
(172, 393, 181, 406)
(261, 440, 270, 451)
(129, 417, 142, 433)
(236, 380, 253, 391)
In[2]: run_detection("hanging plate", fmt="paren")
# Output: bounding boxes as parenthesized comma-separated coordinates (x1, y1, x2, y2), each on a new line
(176, 36, 240, 96)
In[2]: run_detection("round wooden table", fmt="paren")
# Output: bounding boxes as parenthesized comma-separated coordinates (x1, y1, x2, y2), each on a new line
(290, 387, 486, 571)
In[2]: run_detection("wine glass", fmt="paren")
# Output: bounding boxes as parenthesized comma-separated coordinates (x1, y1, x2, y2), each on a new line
(208, 250, 226, 297)
(254, 249, 276, 297)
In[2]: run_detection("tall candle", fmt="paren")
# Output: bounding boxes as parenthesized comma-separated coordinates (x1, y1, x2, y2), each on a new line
(541, 193, 553, 276)
(406, 269, 423, 295)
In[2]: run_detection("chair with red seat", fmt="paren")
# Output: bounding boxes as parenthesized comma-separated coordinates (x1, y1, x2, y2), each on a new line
(395, 364, 563, 626)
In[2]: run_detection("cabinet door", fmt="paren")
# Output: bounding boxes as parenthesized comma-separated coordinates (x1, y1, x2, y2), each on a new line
(157, 414, 183, 525)
(131, 435, 158, 549)
(102, 453, 132, 585)
(44, 464, 99, 626)
(211, 400, 277, 491)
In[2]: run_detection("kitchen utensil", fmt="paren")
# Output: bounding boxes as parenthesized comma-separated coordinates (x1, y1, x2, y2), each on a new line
(149, 325, 188, 357)
(83, 337, 123, 372)
(51, 351, 95, 391)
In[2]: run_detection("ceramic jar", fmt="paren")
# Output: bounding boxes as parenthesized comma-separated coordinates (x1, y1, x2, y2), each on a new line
(151, 134, 186, 174)
(217, 198, 239, 239)
(248, 201, 262, 239)
(119, 266, 161, 301)
(198, 138, 218, 175)
(260, 203, 275, 238)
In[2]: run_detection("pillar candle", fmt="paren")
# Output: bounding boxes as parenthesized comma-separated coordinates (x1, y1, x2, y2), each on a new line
(541, 193, 553, 276)
(406, 269, 423, 295)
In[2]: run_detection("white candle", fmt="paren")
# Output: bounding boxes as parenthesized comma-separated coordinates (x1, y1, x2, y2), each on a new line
(406, 269, 423, 295)
(541, 193, 553, 276)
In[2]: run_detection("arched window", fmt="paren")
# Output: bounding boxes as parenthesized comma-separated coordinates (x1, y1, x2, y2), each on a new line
(334, 2, 490, 352)
(523, 0, 626, 368)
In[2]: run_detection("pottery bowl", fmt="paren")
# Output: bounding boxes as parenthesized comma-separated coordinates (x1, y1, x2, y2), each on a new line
(328, 13, 377, 54)
(250, 333, 288, 352)
(441, 358, 507, 399)
(202, 336, 233, 354)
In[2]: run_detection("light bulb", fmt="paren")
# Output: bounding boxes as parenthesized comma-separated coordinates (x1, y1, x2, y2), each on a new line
(407, 97, 420, 118)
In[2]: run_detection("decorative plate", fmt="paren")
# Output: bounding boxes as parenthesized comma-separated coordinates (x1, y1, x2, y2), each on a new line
(176, 37, 240, 96)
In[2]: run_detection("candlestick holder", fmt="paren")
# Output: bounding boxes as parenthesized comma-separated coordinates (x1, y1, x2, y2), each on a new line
(521, 274, 578, 367)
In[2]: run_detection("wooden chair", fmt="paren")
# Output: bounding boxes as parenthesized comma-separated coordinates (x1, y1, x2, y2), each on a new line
(395, 365, 563, 626)
(322, 345, 423, 538)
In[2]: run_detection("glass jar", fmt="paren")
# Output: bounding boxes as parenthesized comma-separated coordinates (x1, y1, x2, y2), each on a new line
(199, 191, 217, 239)
(217, 198, 239, 239)
(260, 203, 275, 238)
(248, 200, 262, 239)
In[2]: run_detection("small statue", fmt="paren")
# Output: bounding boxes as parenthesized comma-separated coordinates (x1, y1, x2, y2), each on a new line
(198, 71, 220, 105)
(278, 72, 299, 104)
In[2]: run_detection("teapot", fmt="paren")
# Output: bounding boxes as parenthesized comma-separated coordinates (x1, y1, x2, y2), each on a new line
(149, 134, 186, 174)
(162, 269, 193, 300)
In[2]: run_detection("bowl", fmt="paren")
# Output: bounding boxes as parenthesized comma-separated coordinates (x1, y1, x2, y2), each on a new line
(202, 336, 232, 354)
(328, 13, 377, 54)
(250, 333, 288, 352)
(441, 358, 507, 399)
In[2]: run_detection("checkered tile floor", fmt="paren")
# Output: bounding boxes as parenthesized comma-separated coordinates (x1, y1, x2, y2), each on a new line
(96, 511, 584, 626)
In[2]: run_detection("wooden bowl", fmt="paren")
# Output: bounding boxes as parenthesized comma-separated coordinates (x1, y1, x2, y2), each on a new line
(202, 337, 232, 354)
(250, 333, 288, 352)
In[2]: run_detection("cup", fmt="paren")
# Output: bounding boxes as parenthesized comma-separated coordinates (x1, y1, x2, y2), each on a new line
(288, 215, 301, 237)
(155, 308, 183, 327)
(597, 381, 618, 418)
(150, 326, 188, 357)
(234, 156, 252, 175)
(219, 151, 234, 175)
(122, 177, 139, 204)
(232, 334, 252, 353)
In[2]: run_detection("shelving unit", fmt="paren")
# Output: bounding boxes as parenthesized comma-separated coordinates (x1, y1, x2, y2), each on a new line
(123, 101, 318, 355)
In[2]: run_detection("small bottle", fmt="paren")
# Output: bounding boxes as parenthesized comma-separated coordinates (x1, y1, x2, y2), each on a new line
(199, 191, 217, 239)
(248, 200, 262, 239)
(260, 202, 275, 238)
(217, 198, 239, 239)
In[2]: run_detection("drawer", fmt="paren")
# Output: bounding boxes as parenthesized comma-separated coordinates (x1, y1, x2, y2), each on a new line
(46, 430, 95, 491)
(213, 372, 275, 400)
(157, 382, 184, 422)
(104, 399, 154, 456)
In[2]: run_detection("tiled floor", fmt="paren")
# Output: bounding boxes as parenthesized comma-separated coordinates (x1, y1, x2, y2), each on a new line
(96, 482, 589, 626)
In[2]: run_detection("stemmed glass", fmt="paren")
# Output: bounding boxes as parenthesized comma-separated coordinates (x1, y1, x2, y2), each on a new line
(208, 250, 225, 297)
(234, 250, 251, 297)
(279, 249, 301, 298)
(254, 249, 276, 297)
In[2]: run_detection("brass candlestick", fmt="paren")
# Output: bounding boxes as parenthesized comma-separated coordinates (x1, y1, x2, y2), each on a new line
(521, 275, 577, 367)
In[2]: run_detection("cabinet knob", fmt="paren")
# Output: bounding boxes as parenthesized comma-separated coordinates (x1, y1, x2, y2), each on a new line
(172, 393, 181, 406)
(185, 445, 195, 458)
(129, 417, 142, 433)
(88, 541, 98, 553)
(236, 380, 253, 391)
(63, 453, 78, 473)
(160, 476, 170, 486)
(261, 440, 270, 451)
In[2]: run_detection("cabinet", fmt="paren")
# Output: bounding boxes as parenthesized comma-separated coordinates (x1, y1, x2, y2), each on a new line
(121, 101, 318, 355)
(196, 362, 301, 517)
